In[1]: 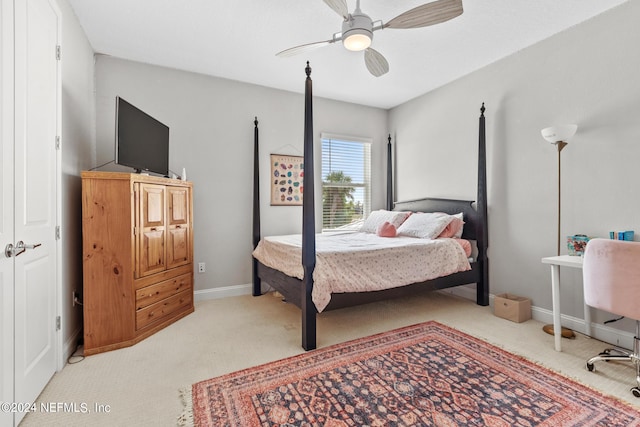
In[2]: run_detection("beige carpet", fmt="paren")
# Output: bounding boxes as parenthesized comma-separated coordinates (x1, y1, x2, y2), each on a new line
(20, 290, 640, 426)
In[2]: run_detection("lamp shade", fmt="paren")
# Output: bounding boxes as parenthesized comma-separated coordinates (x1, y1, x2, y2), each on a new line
(541, 125, 577, 143)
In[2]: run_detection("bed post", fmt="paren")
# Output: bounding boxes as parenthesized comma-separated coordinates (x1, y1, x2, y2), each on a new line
(476, 103, 489, 306)
(386, 134, 393, 211)
(252, 117, 262, 297)
(301, 62, 317, 350)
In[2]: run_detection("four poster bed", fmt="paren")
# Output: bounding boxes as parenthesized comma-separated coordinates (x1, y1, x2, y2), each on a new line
(252, 62, 489, 351)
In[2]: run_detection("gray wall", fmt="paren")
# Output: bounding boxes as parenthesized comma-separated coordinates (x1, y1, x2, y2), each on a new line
(70, 0, 639, 343)
(389, 1, 640, 332)
(93, 56, 388, 293)
(58, 0, 95, 355)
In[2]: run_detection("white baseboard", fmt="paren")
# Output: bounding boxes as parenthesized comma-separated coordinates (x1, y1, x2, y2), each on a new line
(196, 283, 636, 350)
(441, 286, 635, 350)
(439, 284, 477, 301)
(530, 306, 635, 350)
(62, 326, 82, 368)
(194, 283, 253, 302)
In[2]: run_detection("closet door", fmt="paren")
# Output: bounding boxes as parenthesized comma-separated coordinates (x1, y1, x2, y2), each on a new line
(0, 2, 16, 426)
(1, 0, 61, 425)
(13, 0, 60, 422)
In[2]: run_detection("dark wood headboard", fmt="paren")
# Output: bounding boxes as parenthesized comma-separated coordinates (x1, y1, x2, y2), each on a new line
(393, 197, 479, 241)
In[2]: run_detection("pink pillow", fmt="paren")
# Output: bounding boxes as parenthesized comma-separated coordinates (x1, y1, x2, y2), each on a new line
(376, 221, 397, 237)
(453, 238, 472, 257)
(438, 216, 464, 238)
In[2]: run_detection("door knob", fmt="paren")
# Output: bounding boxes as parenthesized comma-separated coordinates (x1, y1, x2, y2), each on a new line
(17, 241, 41, 250)
(4, 241, 42, 258)
(4, 243, 16, 257)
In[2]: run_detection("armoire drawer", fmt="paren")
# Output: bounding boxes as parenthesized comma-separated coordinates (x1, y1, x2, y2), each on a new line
(135, 273, 192, 310)
(136, 289, 192, 331)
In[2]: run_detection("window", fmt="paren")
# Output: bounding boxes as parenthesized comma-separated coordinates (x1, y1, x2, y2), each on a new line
(321, 134, 371, 231)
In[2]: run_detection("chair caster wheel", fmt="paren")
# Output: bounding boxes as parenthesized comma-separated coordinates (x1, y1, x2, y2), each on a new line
(631, 387, 640, 398)
(599, 351, 611, 361)
(586, 363, 595, 372)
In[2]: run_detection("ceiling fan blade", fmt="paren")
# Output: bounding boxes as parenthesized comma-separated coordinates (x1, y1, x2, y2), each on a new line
(384, 0, 463, 29)
(276, 40, 334, 57)
(322, 0, 349, 20)
(364, 48, 389, 77)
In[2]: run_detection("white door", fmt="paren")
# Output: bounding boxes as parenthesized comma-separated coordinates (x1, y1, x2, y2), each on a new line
(2, 0, 61, 425)
(1, 1, 16, 426)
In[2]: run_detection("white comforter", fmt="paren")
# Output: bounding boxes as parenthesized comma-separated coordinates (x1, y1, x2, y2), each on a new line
(252, 231, 471, 312)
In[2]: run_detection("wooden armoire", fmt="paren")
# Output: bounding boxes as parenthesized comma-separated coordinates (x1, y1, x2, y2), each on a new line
(81, 171, 194, 355)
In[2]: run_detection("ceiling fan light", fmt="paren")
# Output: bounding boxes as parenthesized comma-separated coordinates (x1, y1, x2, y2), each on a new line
(342, 11, 373, 52)
(343, 30, 371, 51)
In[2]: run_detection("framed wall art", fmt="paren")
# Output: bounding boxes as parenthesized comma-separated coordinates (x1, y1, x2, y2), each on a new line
(270, 154, 304, 206)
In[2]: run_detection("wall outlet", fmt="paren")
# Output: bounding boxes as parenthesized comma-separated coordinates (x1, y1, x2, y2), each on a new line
(198, 262, 206, 273)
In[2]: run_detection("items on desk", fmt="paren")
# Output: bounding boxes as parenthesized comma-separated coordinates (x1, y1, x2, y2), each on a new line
(566, 234, 591, 256)
(609, 230, 634, 241)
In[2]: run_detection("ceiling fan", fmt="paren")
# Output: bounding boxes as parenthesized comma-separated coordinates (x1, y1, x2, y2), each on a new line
(276, 0, 463, 77)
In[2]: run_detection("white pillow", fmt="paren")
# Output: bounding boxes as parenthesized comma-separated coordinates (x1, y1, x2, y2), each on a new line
(453, 212, 464, 238)
(360, 210, 410, 234)
(397, 212, 454, 239)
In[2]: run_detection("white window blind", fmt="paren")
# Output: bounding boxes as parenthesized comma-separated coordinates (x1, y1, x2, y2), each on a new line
(321, 134, 371, 231)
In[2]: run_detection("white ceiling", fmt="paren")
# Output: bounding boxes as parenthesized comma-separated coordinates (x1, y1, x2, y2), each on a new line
(67, 0, 627, 109)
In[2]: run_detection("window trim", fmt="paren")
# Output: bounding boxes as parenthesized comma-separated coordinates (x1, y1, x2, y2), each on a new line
(320, 133, 372, 231)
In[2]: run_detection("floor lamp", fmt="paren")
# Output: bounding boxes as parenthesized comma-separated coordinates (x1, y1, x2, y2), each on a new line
(541, 124, 578, 338)
(541, 124, 578, 255)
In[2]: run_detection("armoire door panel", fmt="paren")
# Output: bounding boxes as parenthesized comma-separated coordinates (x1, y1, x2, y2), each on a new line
(138, 183, 166, 277)
(168, 186, 189, 226)
(139, 229, 165, 276)
(141, 184, 165, 227)
(167, 226, 189, 269)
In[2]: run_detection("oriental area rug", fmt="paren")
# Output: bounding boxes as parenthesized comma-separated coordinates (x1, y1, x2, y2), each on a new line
(180, 321, 640, 426)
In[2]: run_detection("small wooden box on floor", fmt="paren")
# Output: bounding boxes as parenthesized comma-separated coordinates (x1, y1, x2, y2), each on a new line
(494, 293, 531, 323)
(81, 171, 194, 355)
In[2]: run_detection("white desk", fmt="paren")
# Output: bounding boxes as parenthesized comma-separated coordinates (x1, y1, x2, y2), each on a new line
(541, 255, 591, 351)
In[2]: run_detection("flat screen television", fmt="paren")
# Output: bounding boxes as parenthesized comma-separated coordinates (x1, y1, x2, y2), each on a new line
(115, 96, 169, 176)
